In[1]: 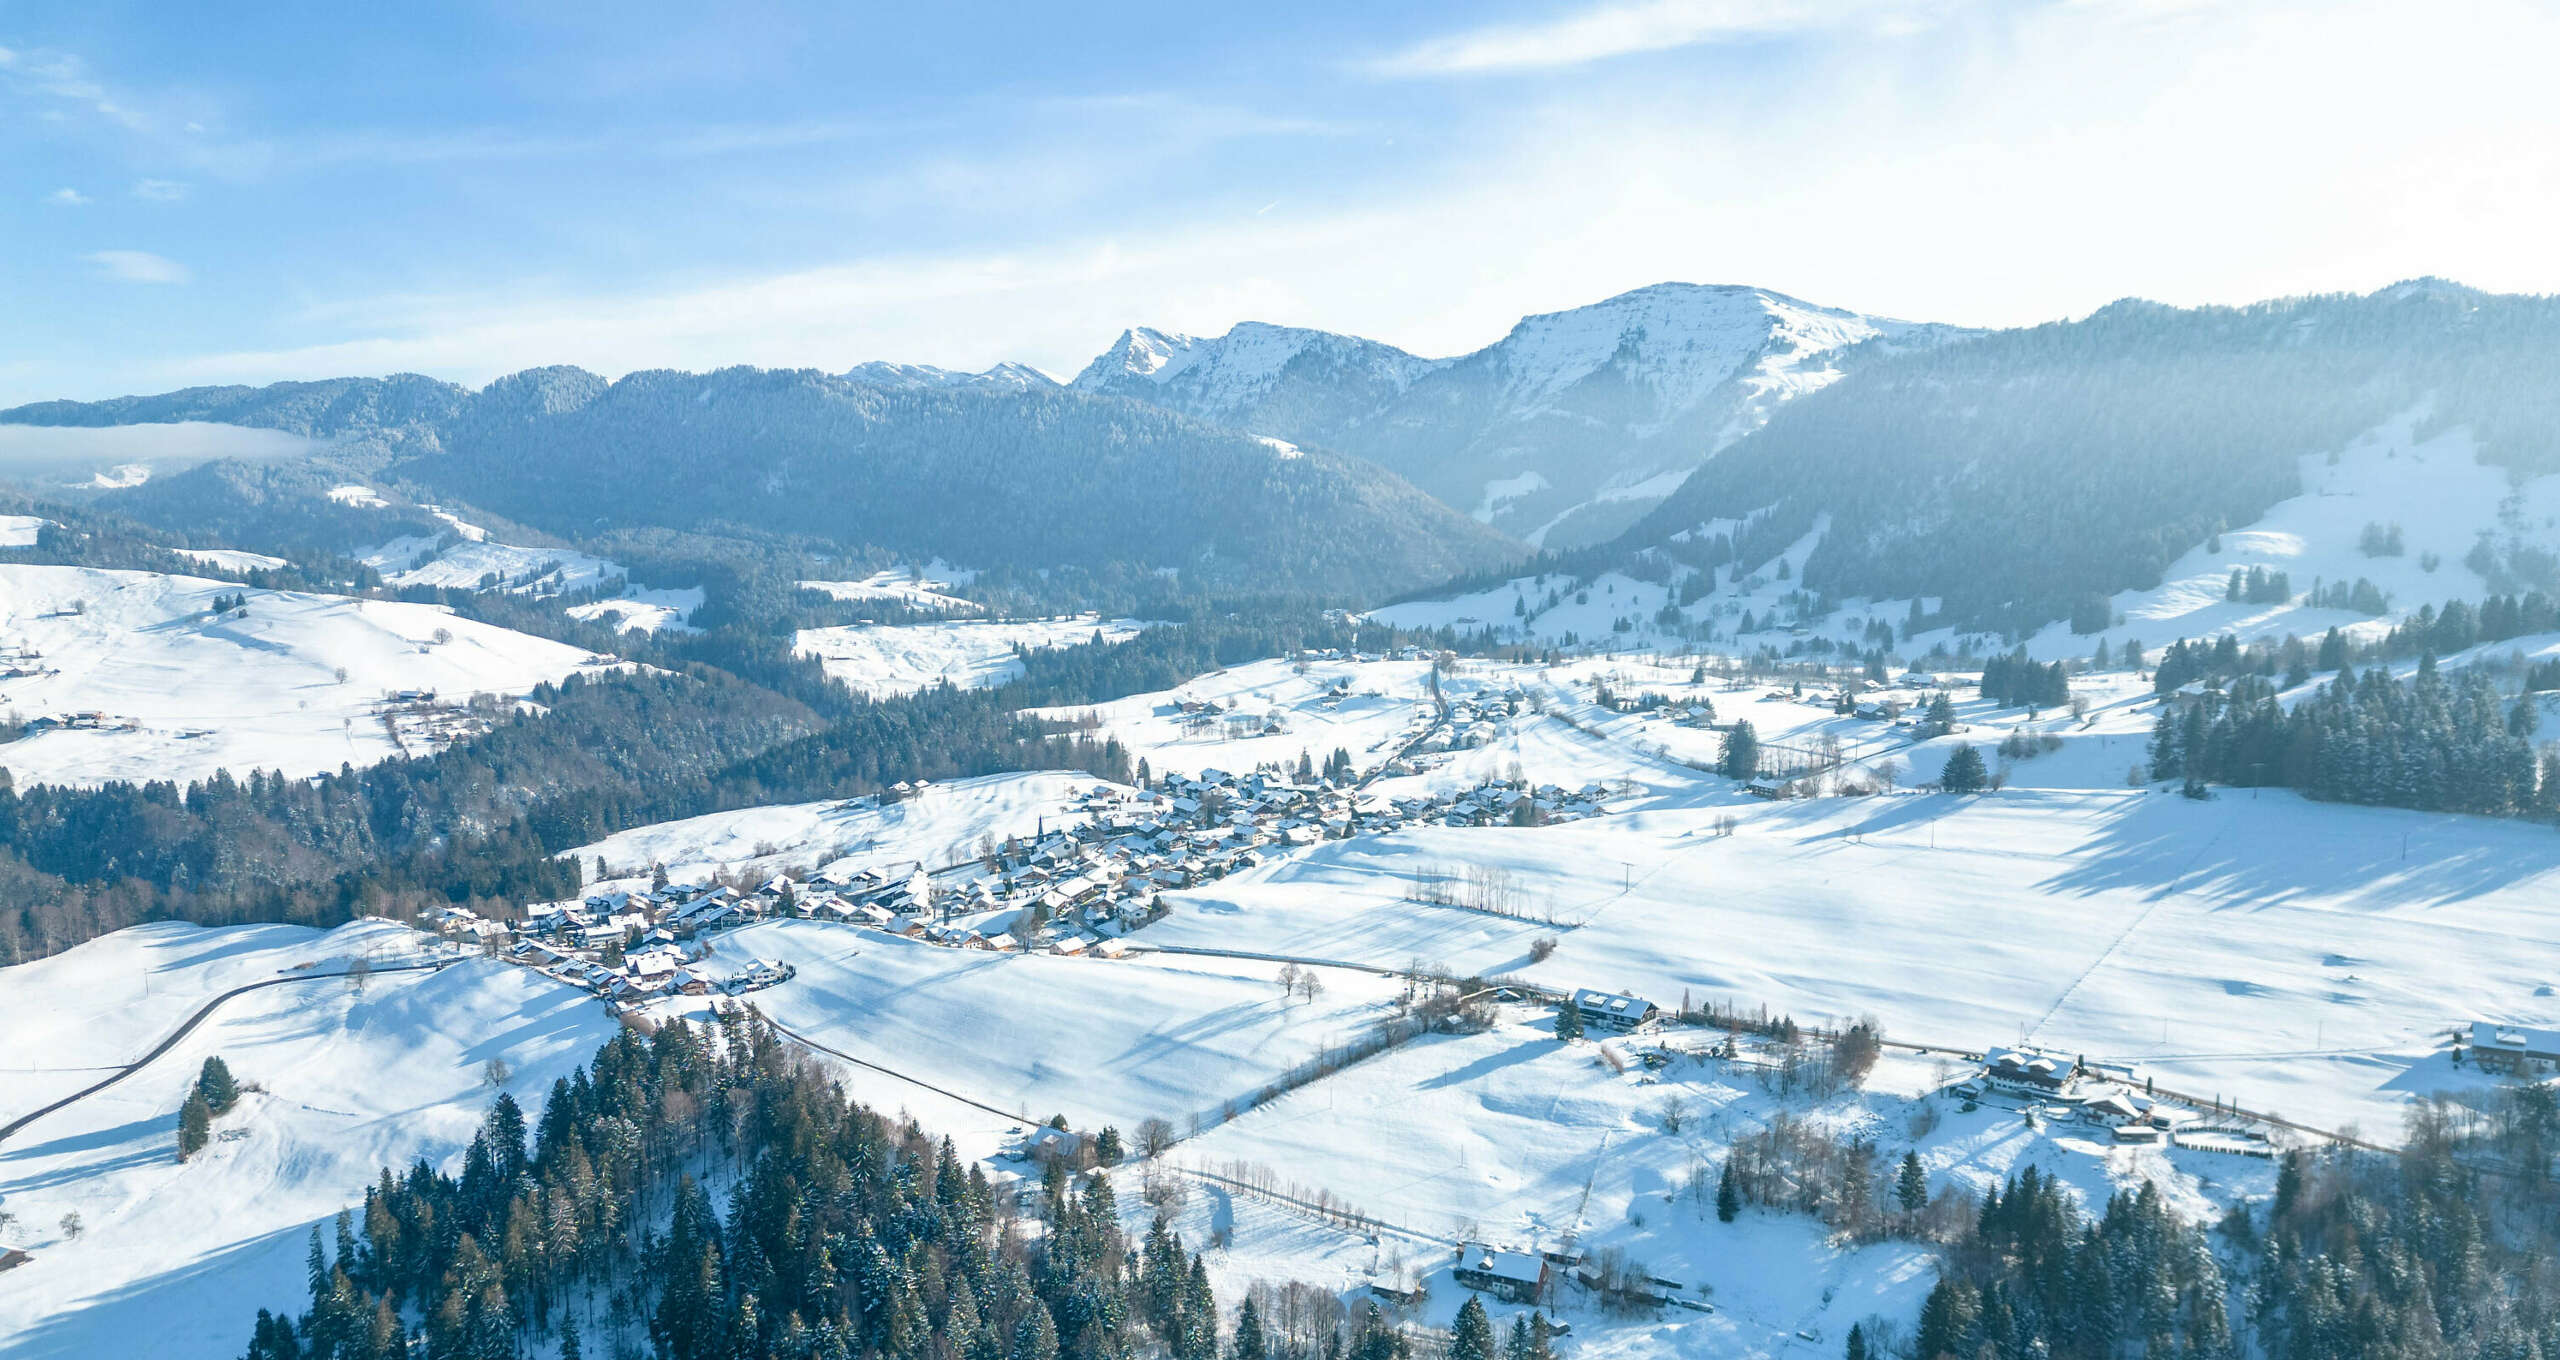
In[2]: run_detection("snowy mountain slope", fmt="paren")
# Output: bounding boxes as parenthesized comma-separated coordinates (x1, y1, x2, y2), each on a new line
(1373, 407, 2560, 659)
(794, 614, 1152, 699)
(23, 364, 1527, 601)
(0, 921, 612, 1360)
(1619, 280, 2560, 638)
(0, 563, 603, 786)
(1076, 284, 1968, 546)
(843, 359, 1058, 392)
(1073, 321, 1440, 441)
(566, 771, 1127, 884)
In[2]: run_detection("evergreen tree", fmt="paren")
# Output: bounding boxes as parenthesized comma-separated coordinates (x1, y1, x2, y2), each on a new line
(1896, 1151, 1928, 1214)
(177, 1091, 212, 1160)
(1718, 721, 1761, 781)
(1230, 1296, 1267, 1360)
(1450, 1296, 1495, 1360)
(196, 1055, 239, 1113)
(1939, 744, 1988, 794)
(1716, 1159, 1741, 1222)
(1554, 1002, 1584, 1042)
(1844, 1321, 1869, 1360)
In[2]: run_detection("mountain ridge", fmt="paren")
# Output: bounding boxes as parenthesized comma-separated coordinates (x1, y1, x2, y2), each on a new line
(1072, 281, 1975, 547)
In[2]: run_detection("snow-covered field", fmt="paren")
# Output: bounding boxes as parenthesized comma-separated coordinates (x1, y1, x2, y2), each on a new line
(718, 920, 1405, 1133)
(563, 584, 703, 633)
(171, 547, 289, 572)
(0, 921, 441, 1131)
(1154, 780, 2542, 1137)
(568, 771, 1127, 885)
(1164, 1011, 2265, 1360)
(0, 921, 612, 1360)
(795, 614, 1152, 698)
(0, 563, 602, 786)
(799, 563, 980, 612)
(1027, 656, 1443, 782)
(361, 533, 621, 597)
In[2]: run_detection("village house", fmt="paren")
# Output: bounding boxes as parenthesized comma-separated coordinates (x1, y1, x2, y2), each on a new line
(1571, 988, 1659, 1033)
(1453, 1243, 1550, 1305)
(1982, 1047, 2081, 1099)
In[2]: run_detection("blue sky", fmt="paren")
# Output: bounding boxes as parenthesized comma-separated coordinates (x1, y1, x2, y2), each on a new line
(6, 0, 2558, 403)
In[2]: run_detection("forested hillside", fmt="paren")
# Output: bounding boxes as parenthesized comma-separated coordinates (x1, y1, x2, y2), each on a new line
(400, 367, 1518, 596)
(4, 365, 1523, 599)
(0, 374, 471, 440)
(1626, 281, 2560, 634)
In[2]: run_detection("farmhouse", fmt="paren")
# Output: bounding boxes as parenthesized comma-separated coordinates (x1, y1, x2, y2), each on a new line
(2468, 1021, 2560, 1067)
(1570, 988, 1658, 1032)
(1453, 1243, 1550, 1304)
(1982, 1047, 2081, 1098)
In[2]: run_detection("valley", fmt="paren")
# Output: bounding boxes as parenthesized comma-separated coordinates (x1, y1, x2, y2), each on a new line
(3, 279, 2558, 1360)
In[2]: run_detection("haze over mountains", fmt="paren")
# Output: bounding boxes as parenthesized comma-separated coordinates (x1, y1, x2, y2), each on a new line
(8, 277, 2560, 640)
(1075, 282, 1971, 546)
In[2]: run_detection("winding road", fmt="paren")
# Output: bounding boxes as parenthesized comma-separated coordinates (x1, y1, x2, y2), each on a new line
(0, 958, 449, 1150)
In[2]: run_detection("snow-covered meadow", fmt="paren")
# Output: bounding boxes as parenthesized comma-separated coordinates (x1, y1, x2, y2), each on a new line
(0, 921, 613, 1360)
(795, 614, 1151, 698)
(716, 920, 1405, 1135)
(0, 563, 603, 786)
(569, 771, 1130, 885)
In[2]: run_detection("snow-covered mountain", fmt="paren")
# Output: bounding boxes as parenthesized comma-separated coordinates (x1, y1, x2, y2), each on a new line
(1073, 321, 1440, 440)
(842, 360, 1058, 392)
(1075, 283, 1971, 547)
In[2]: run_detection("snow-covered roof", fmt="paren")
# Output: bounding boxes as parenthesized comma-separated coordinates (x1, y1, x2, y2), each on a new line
(1457, 1243, 1546, 1286)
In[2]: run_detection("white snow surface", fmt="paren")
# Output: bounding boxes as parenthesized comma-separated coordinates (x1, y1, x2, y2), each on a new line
(797, 563, 982, 613)
(0, 563, 601, 786)
(795, 614, 1151, 698)
(1167, 1010, 2262, 1360)
(562, 585, 704, 634)
(568, 771, 1130, 885)
(0, 920, 613, 1360)
(728, 919, 1404, 1132)
(170, 547, 288, 572)
(361, 532, 622, 598)
(1072, 320, 1436, 417)
(0, 515, 51, 548)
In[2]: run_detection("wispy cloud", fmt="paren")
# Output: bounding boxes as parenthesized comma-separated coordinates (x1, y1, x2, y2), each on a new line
(46, 187, 90, 206)
(0, 44, 152, 130)
(85, 250, 190, 284)
(1362, 0, 1879, 76)
(131, 178, 189, 201)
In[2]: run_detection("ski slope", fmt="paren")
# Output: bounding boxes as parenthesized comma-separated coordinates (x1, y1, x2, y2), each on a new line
(0, 563, 603, 786)
(795, 615, 1152, 698)
(0, 921, 613, 1360)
